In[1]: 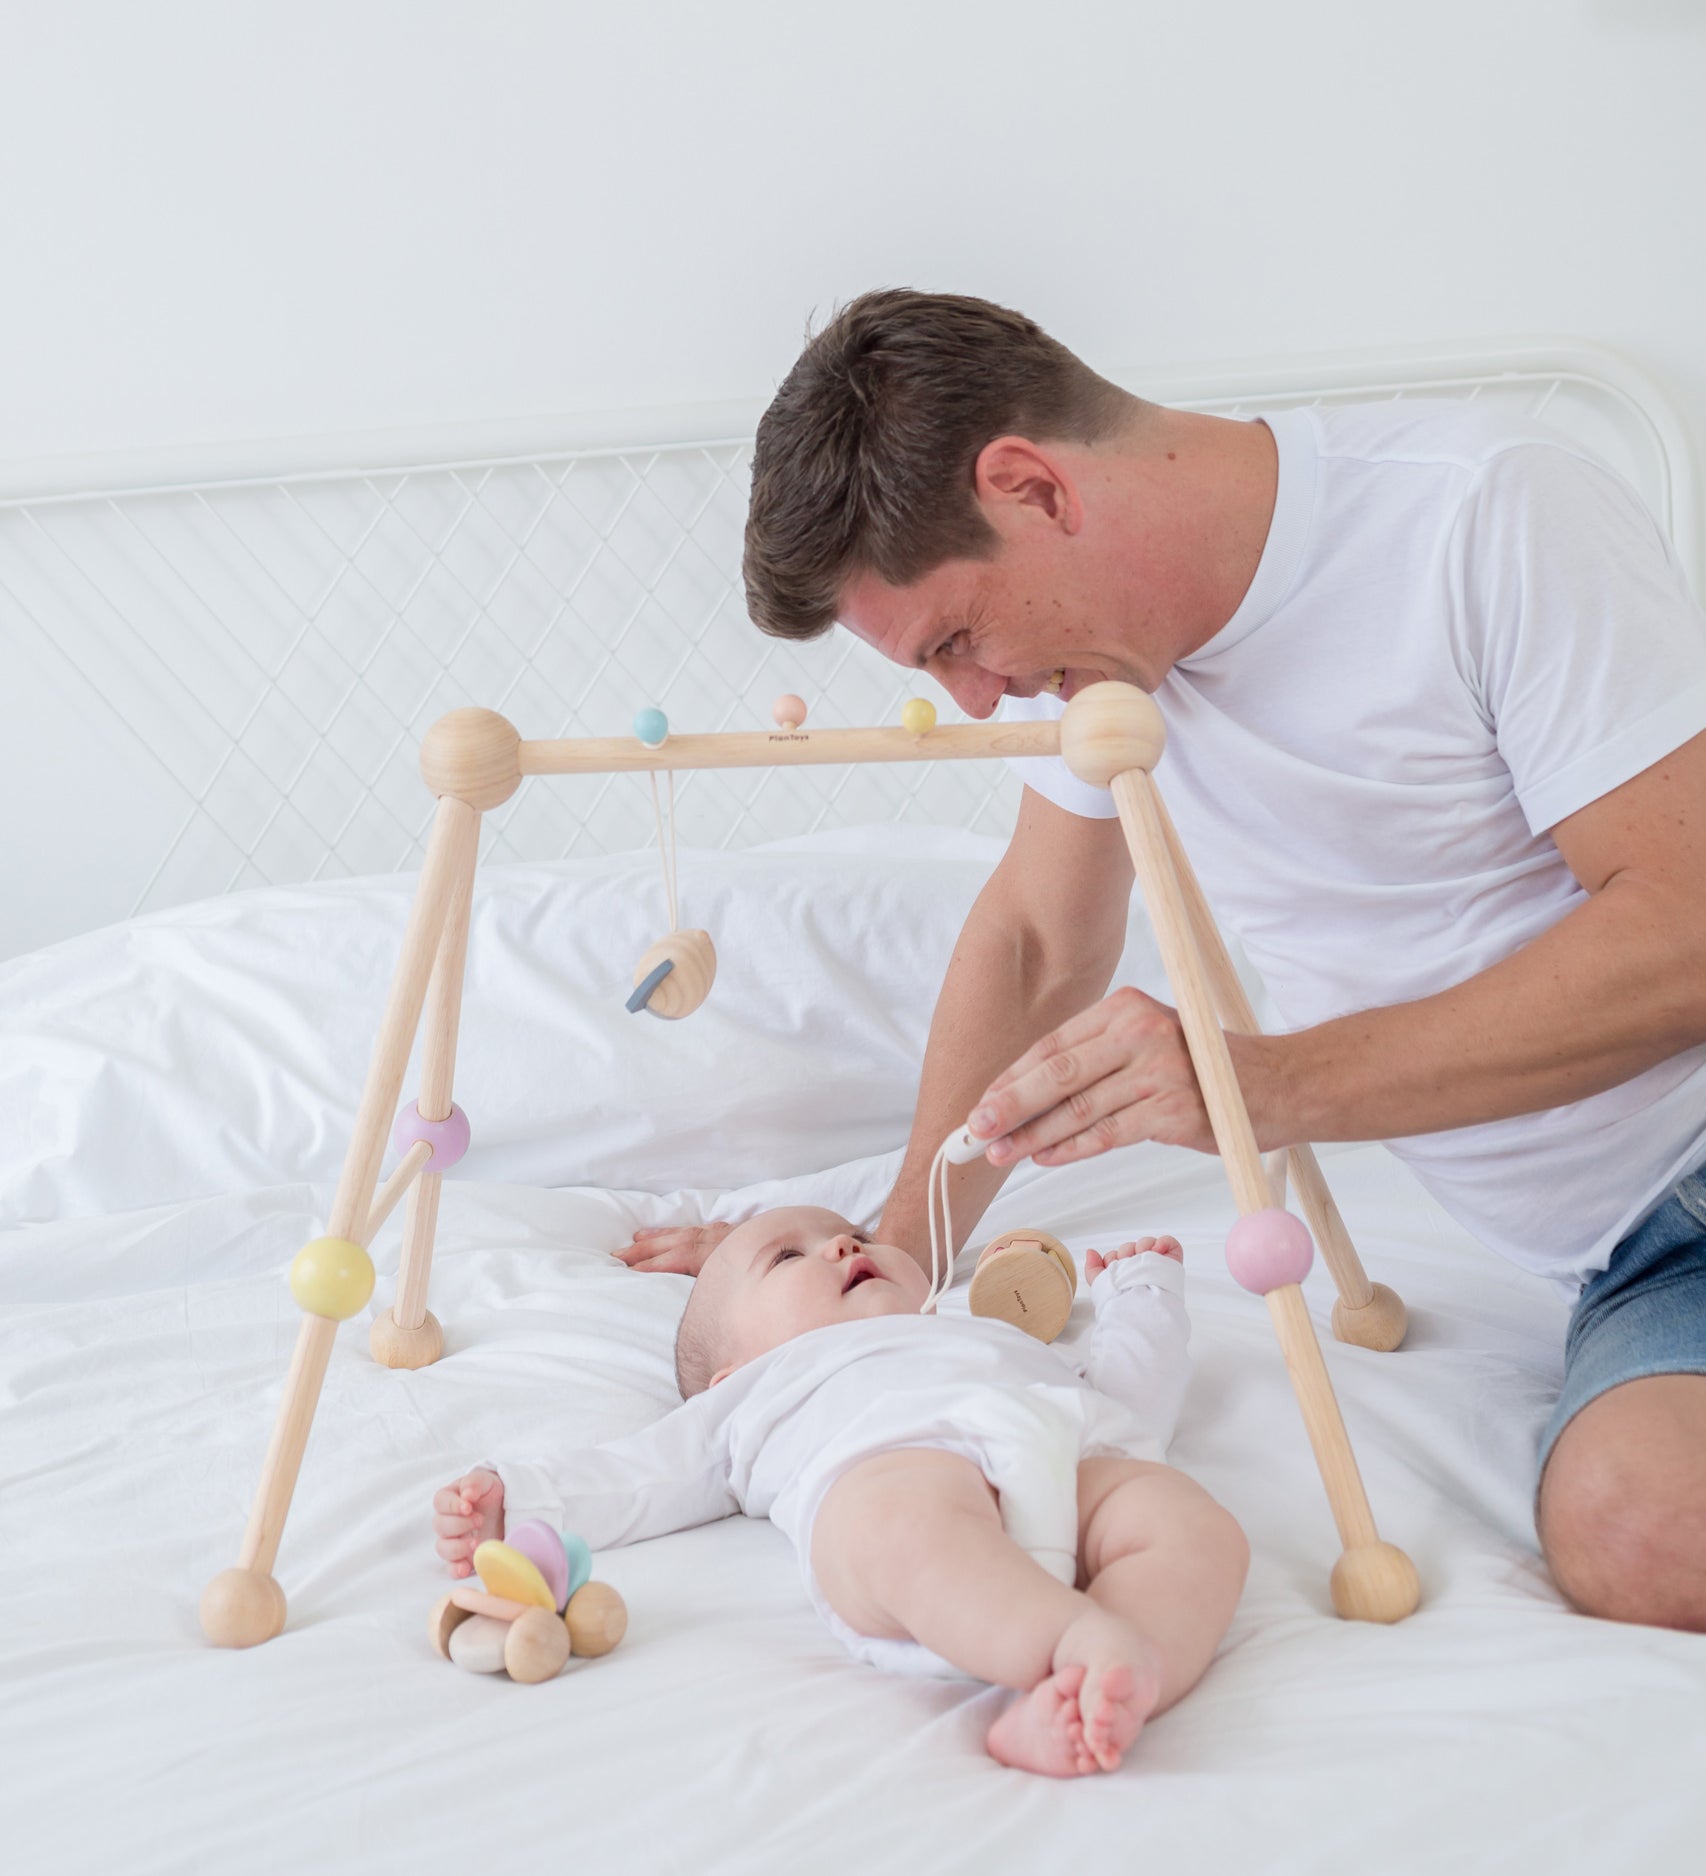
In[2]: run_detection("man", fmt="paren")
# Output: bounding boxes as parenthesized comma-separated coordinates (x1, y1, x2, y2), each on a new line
(620, 289, 1706, 1630)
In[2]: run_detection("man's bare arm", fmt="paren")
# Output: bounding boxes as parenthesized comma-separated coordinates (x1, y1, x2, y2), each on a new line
(977, 732, 1706, 1164)
(876, 788, 1132, 1271)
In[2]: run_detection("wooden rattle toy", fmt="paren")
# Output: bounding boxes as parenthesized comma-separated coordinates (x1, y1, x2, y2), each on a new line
(626, 706, 717, 1020)
(429, 1520, 627, 1684)
(967, 1227, 1077, 1343)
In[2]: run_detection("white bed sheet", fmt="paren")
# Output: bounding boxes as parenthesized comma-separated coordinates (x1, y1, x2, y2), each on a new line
(4, 1139, 1703, 1875)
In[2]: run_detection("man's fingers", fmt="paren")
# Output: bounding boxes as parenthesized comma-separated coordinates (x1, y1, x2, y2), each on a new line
(629, 1250, 699, 1274)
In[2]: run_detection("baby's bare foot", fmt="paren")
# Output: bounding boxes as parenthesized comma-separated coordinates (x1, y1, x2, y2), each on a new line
(986, 1662, 1099, 1776)
(1052, 1607, 1164, 1771)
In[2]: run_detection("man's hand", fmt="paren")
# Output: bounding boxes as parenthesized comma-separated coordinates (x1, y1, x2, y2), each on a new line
(614, 1221, 733, 1276)
(969, 986, 1255, 1168)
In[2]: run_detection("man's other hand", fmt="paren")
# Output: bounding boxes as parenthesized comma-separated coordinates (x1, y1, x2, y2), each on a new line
(614, 1221, 733, 1275)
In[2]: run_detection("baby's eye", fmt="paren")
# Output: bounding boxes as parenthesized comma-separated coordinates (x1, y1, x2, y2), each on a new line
(769, 1246, 803, 1268)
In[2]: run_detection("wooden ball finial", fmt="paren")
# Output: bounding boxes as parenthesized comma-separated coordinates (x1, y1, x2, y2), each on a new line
(419, 707, 523, 809)
(772, 694, 807, 732)
(1330, 1282, 1408, 1353)
(1059, 682, 1165, 787)
(1330, 1542, 1421, 1624)
(201, 1567, 288, 1648)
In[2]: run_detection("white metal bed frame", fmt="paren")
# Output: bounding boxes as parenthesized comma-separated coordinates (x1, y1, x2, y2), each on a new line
(1, 335, 1696, 962)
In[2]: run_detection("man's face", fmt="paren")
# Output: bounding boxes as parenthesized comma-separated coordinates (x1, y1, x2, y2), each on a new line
(837, 527, 1165, 718)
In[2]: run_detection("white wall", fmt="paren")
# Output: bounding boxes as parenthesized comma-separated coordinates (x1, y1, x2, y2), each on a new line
(3, 0, 1703, 479)
(2, 2, 1704, 959)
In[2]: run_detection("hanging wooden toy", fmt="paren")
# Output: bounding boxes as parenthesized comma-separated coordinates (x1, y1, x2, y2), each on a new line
(626, 707, 716, 1019)
(921, 1122, 1078, 1344)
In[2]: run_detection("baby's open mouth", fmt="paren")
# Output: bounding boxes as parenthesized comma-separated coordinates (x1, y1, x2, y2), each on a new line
(842, 1255, 882, 1294)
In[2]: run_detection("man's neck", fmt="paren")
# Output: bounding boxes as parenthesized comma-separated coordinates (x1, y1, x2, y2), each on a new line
(1136, 408, 1281, 666)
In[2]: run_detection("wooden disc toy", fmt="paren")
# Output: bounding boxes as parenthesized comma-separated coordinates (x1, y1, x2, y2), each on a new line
(967, 1227, 1077, 1343)
(431, 1528, 628, 1683)
(629, 928, 717, 1020)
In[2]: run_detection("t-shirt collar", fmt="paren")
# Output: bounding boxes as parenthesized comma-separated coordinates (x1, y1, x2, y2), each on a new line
(1174, 408, 1318, 669)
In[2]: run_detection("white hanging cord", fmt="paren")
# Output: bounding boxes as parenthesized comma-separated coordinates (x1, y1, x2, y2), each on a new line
(922, 1137, 953, 1315)
(921, 1121, 995, 1315)
(647, 770, 680, 932)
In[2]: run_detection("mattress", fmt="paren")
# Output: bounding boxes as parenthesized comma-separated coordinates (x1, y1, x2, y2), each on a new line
(5, 1138, 1703, 1874)
(3, 830, 1701, 1873)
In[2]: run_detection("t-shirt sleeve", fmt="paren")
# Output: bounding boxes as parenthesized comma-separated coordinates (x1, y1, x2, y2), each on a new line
(1452, 444, 1706, 835)
(999, 694, 1120, 821)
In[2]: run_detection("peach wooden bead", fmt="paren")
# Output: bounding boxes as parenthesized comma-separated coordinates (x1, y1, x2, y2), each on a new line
(771, 694, 807, 731)
(429, 1593, 471, 1659)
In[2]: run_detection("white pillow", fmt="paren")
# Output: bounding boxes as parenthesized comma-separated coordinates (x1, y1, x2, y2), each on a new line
(0, 824, 1267, 1226)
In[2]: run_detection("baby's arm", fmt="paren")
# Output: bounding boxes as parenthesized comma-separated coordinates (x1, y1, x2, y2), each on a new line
(430, 1404, 740, 1576)
(1082, 1238, 1193, 1445)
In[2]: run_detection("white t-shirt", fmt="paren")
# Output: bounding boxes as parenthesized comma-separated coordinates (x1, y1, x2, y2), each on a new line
(1004, 401, 1706, 1293)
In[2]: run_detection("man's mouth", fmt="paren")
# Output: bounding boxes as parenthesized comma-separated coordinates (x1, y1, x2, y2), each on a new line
(842, 1255, 882, 1295)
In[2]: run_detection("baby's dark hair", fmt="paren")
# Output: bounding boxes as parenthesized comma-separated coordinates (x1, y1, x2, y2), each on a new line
(674, 1278, 725, 1399)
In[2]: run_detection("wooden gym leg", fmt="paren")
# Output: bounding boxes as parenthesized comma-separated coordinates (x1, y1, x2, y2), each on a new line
(1153, 795, 1407, 1354)
(371, 804, 481, 1369)
(1108, 764, 1418, 1622)
(200, 796, 481, 1646)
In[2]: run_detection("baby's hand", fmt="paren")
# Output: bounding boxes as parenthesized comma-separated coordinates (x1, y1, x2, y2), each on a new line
(1086, 1236, 1183, 1284)
(433, 1467, 506, 1578)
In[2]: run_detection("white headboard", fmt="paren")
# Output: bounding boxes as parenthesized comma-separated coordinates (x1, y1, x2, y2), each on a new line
(1, 336, 1696, 961)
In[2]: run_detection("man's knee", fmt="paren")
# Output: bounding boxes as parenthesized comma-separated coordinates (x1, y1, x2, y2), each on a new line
(1538, 1375, 1706, 1631)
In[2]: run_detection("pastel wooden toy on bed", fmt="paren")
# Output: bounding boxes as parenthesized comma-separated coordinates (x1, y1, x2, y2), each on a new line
(200, 683, 1416, 1653)
(428, 1521, 628, 1684)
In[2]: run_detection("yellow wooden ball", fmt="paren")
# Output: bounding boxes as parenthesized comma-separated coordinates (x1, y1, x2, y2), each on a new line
(900, 697, 937, 735)
(288, 1236, 376, 1320)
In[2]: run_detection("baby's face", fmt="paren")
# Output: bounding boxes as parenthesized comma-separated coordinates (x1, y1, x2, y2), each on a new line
(701, 1206, 929, 1386)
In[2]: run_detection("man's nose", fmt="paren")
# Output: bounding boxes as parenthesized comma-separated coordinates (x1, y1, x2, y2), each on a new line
(931, 660, 1006, 721)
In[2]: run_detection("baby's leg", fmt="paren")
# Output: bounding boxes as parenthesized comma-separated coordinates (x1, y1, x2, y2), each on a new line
(1054, 1456, 1250, 1766)
(813, 1449, 1144, 1776)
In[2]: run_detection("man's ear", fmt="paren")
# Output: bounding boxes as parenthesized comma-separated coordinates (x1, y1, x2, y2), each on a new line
(973, 436, 1084, 533)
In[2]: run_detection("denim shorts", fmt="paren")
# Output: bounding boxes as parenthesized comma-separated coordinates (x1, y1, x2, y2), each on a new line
(1537, 1154, 1706, 1480)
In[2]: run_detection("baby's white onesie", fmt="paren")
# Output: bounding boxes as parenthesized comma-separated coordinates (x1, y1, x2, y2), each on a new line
(482, 1250, 1190, 1678)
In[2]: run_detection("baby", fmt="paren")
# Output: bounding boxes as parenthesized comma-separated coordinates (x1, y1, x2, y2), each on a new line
(433, 1207, 1248, 1777)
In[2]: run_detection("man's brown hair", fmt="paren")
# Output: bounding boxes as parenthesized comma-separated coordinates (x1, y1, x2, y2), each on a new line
(743, 289, 1131, 641)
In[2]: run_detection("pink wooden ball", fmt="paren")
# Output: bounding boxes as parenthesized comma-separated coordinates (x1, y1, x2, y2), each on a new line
(772, 694, 807, 731)
(1224, 1208, 1315, 1295)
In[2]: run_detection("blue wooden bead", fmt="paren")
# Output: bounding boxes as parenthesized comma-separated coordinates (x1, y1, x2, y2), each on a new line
(633, 707, 669, 747)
